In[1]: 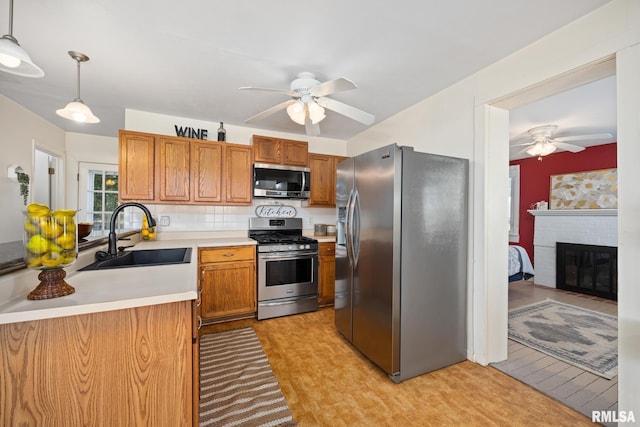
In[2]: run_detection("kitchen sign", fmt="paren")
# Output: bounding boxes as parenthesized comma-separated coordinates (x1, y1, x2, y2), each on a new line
(255, 205, 297, 218)
(174, 125, 208, 140)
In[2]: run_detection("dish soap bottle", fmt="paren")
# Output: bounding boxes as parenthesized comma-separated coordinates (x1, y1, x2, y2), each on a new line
(217, 122, 226, 142)
(141, 216, 156, 240)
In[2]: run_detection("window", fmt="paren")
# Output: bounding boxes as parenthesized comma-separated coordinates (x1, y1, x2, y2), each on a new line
(508, 165, 520, 242)
(78, 162, 120, 234)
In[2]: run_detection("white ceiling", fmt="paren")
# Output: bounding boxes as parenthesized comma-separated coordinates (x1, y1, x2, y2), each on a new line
(0, 0, 614, 150)
(509, 75, 617, 160)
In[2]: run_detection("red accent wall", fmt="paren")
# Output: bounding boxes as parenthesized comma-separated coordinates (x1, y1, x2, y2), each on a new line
(509, 142, 617, 266)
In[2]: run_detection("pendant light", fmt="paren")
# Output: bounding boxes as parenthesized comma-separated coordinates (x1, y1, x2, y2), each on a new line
(0, 0, 44, 78)
(56, 51, 100, 123)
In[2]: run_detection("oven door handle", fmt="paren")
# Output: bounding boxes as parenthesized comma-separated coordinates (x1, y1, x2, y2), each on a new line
(259, 251, 318, 259)
(259, 295, 318, 306)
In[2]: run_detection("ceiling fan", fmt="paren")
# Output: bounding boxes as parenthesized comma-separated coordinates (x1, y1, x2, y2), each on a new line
(239, 72, 375, 136)
(513, 125, 613, 160)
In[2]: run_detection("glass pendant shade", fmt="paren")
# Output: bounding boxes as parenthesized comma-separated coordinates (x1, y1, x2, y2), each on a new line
(0, 0, 45, 78)
(526, 141, 556, 157)
(287, 101, 306, 125)
(56, 51, 100, 124)
(286, 98, 326, 125)
(307, 102, 326, 124)
(56, 99, 100, 123)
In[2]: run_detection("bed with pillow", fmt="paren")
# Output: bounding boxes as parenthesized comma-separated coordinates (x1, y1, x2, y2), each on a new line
(509, 245, 534, 282)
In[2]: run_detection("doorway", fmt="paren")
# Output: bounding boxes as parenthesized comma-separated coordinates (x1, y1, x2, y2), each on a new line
(490, 57, 618, 418)
(33, 148, 63, 209)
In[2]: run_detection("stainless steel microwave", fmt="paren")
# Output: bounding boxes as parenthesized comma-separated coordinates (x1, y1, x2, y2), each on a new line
(253, 163, 311, 199)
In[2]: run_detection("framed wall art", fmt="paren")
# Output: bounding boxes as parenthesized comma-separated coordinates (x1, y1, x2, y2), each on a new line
(549, 168, 617, 210)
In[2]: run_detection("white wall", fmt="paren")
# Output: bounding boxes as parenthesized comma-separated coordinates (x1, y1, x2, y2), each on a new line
(348, 0, 639, 417)
(0, 95, 65, 243)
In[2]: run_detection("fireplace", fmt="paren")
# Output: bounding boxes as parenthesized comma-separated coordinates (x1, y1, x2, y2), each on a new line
(556, 242, 617, 300)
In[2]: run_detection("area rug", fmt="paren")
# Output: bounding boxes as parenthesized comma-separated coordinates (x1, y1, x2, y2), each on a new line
(199, 327, 295, 426)
(508, 299, 617, 379)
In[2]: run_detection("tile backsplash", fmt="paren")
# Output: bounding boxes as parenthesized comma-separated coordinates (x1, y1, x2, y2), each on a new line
(120, 200, 336, 234)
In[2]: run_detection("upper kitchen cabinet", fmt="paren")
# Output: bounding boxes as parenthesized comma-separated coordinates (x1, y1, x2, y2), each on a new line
(158, 136, 191, 202)
(191, 140, 223, 203)
(252, 134, 308, 166)
(307, 154, 348, 207)
(119, 130, 252, 206)
(119, 130, 156, 200)
(224, 144, 253, 204)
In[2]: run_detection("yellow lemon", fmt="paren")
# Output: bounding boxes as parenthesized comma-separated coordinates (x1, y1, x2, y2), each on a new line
(41, 252, 63, 269)
(26, 235, 49, 254)
(40, 218, 63, 239)
(24, 220, 40, 235)
(56, 233, 76, 250)
(26, 255, 42, 269)
(27, 203, 50, 218)
(61, 250, 77, 265)
(53, 209, 77, 225)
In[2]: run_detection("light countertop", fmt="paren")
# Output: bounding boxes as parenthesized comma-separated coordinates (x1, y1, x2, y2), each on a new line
(0, 234, 256, 325)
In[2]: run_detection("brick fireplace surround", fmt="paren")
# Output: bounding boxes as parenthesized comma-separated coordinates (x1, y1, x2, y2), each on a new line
(529, 209, 618, 287)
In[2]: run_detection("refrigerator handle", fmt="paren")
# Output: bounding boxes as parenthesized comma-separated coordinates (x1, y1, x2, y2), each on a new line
(346, 189, 355, 266)
(351, 189, 360, 267)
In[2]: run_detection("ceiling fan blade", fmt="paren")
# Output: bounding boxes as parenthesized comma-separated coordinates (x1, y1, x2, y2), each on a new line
(310, 78, 357, 97)
(316, 97, 375, 125)
(239, 86, 299, 98)
(305, 120, 320, 136)
(304, 110, 320, 136)
(551, 133, 613, 143)
(511, 139, 535, 147)
(553, 142, 586, 153)
(245, 100, 295, 124)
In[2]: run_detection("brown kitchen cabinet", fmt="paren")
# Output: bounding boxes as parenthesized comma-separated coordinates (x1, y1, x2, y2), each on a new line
(0, 301, 195, 426)
(307, 154, 348, 207)
(119, 130, 252, 205)
(198, 246, 256, 321)
(119, 130, 156, 200)
(318, 241, 336, 306)
(252, 134, 309, 166)
(224, 144, 253, 204)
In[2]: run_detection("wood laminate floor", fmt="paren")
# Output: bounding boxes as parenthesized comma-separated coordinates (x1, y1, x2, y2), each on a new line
(492, 280, 618, 423)
(203, 303, 594, 426)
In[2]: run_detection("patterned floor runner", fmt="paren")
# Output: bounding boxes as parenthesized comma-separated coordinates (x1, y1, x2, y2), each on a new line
(199, 327, 295, 426)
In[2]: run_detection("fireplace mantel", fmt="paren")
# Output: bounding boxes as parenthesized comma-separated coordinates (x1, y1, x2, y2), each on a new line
(530, 209, 618, 288)
(528, 209, 617, 217)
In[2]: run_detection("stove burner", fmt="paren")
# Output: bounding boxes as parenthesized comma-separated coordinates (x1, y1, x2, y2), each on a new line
(248, 217, 318, 253)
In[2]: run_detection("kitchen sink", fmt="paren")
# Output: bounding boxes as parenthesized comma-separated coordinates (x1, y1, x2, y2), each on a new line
(79, 247, 192, 271)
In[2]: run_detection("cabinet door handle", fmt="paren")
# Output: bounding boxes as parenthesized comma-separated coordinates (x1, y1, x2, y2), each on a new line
(222, 253, 235, 257)
(197, 289, 202, 307)
(197, 316, 202, 330)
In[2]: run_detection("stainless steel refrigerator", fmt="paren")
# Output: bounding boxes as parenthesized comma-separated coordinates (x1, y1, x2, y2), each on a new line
(335, 144, 468, 383)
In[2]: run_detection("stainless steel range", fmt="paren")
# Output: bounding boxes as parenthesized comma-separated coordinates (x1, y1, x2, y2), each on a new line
(249, 217, 319, 320)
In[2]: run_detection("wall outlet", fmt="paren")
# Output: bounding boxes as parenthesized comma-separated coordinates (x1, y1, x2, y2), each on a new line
(159, 215, 170, 226)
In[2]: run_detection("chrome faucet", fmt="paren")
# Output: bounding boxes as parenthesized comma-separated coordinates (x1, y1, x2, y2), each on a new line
(107, 202, 156, 256)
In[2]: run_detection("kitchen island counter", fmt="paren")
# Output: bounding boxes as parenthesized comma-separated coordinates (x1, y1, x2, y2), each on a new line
(0, 235, 256, 325)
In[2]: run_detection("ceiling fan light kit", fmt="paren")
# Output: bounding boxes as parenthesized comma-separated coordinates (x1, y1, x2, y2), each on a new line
(56, 51, 100, 124)
(241, 71, 375, 135)
(0, 0, 44, 78)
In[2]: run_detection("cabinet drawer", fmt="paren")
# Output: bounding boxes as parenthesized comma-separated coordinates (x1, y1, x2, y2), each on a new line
(199, 246, 255, 264)
(319, 242, 335, 256)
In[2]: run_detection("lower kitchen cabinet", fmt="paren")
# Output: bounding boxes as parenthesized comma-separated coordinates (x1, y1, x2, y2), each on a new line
(199, 246, 256, 321)
(318, 241, 336, 306)
(0, 301, 195, 426)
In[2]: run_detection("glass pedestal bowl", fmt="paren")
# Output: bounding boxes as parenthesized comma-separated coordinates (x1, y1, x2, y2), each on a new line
(23, 205, 78, 300)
